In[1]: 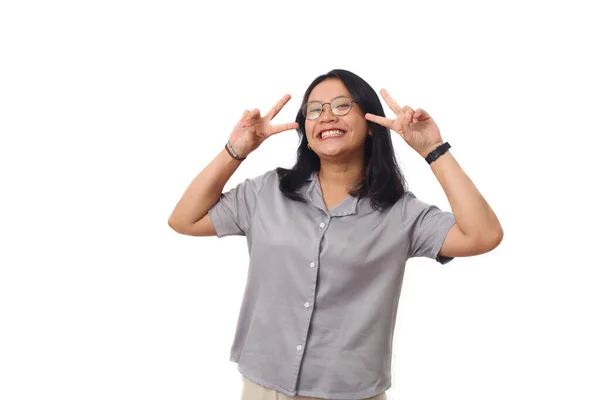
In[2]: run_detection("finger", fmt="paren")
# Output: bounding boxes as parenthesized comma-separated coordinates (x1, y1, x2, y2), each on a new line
(239, 110, 250, 125)
(402, 105, 415, 116)
(365, 113, 394, 129)
(413, 108, 430, 121)
(242, 108, 260, 127)
(243, 109, 261, 125)
(401, 106, 415, 126)
(413, 108, 423, 121)
(269, 122, 300, 136)
(380, 88, 404, 116)
(265, 93, 292, 120)
(400, 112, 412, 133)
(241, 109, 250, 119)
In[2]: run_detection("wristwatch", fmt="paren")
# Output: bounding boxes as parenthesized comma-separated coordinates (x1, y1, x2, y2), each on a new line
(425, 142, 451, 164)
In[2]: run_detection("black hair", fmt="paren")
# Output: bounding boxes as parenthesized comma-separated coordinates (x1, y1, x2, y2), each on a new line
(276, 69, 407, 211)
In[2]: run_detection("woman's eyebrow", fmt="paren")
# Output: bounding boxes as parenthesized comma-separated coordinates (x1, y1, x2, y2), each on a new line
(307, 95, 349, 102)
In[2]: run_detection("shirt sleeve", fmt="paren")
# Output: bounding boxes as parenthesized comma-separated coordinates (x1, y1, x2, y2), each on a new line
(401, 191, 456, 265)
(207, 170, 272, 238)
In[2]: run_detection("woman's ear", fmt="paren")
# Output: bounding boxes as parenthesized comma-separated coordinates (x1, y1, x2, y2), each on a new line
(366, 120, 374, 136)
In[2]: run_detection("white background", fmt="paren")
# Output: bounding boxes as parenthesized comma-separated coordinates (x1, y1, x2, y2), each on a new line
(1, 0, 599, 399)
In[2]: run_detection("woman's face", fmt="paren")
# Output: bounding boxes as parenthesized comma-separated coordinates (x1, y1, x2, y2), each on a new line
(304, 78, 370, 159)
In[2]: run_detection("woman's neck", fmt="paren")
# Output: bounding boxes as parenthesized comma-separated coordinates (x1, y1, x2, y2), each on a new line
(318, 159, 364, 193)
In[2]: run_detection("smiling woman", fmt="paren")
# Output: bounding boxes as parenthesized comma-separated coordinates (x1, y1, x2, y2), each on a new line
(168, 69, 503, 400)
(277, 71, 406, 212)
(304, 81, 370, 160)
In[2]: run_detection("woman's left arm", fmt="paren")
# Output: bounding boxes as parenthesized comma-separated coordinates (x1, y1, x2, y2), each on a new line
(365, 88, 503, 257)
(427, 148, 503, 257)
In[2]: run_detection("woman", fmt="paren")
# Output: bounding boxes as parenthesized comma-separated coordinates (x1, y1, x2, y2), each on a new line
(168, 69, 503, 400)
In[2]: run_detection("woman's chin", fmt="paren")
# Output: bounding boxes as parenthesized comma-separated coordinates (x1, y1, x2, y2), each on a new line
(316, 146, 344, 157)
(315, 145, 361, 160)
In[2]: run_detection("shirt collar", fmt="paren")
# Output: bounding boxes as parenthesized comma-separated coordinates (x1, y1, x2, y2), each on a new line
(304, 170, 362, 217)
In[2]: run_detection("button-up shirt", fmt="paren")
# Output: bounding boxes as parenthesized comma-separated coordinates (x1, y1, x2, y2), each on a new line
(208, 169, 456, 400)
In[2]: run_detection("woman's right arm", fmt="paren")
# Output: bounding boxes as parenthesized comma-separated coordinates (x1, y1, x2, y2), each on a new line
(167, 94, 298, 237)
(167, 148, 243, 236)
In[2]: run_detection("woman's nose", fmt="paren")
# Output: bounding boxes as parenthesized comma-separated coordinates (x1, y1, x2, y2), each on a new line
(319, 104, 337, 121)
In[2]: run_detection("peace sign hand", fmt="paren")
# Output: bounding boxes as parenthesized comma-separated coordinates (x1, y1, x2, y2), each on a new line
(365, 88, 444, 158)
(228, 94, 299, 158)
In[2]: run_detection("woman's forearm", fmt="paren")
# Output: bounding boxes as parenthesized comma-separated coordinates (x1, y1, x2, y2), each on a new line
(430, 151, 503, 244)
(168, 148, 242, 229)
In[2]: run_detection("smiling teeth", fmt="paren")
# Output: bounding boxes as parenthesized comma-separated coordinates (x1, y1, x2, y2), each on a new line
(321, 130, 345, 138)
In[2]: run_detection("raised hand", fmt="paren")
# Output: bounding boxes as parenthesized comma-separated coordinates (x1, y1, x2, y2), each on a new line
(228, 94, 299, 158)
(365, 88, 444, 158)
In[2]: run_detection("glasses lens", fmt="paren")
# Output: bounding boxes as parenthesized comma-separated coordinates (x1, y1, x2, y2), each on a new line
(303, 101, 322, 120)
(331, 97, 353, 116)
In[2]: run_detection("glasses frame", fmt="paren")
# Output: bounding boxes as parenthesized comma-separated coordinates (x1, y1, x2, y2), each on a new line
(301, 96, 359, 120)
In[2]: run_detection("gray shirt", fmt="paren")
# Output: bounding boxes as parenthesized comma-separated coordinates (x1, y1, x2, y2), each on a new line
(208, 169, 456, 400)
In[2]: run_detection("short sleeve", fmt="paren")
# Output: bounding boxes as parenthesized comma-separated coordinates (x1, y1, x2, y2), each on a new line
(401, 191, 456, 265)
(207, 170, 272, 238)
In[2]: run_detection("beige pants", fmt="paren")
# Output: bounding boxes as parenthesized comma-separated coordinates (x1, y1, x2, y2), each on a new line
(241, 375, 388, 400)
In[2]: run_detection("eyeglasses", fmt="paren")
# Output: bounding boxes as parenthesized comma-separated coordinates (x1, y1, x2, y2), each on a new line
(301, 96, 358, 120)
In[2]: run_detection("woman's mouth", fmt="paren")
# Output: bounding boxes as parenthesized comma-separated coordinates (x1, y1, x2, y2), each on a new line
(318, 129, 347, 140)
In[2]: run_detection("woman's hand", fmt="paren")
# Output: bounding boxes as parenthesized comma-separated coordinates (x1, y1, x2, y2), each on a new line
(228, 94, 299, 158)
(365, 88, 444, 158)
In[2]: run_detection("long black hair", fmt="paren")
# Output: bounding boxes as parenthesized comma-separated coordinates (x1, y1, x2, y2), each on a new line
(276, 69, 407, 211)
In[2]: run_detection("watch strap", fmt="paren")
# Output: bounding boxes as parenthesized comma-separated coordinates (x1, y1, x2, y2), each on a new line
(425, 142, 451, 164)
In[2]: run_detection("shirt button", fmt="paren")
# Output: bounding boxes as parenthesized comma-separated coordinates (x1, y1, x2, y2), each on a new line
(309, 261, 316, 268)
(304, 302, 310, 308)
(319, 222, 325, 229)
(297, 345, 303, 351)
